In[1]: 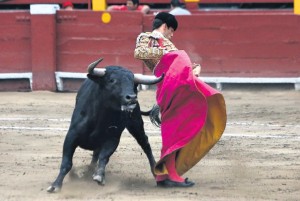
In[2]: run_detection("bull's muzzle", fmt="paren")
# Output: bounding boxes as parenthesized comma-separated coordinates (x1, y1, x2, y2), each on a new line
(121, 94, 137, 113)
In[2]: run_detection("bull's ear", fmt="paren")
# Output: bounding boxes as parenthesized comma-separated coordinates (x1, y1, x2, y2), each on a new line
(87, 74, 102, 83)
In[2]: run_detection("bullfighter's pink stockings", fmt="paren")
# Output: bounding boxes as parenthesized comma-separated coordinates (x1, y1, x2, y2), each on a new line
(156, 152, 184, 182)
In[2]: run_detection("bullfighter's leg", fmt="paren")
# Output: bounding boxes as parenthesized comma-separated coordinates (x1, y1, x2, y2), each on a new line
(93, 137, 120, 185)
(126, 117, 156, 177)
(47, 134, 77, 193)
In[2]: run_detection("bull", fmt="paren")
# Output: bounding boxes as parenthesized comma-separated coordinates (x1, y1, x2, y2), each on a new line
(47, 58, 163, 193)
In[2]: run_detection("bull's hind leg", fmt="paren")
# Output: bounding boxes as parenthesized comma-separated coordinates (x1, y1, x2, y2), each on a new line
(47, 135, 77, 193)
(93, 138, 120, 185)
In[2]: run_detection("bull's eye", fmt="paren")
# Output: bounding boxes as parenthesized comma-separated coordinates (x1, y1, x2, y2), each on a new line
(109, 79, 116, 84)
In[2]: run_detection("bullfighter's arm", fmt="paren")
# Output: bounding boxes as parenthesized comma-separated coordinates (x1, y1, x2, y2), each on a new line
(192, 63, 201, 77)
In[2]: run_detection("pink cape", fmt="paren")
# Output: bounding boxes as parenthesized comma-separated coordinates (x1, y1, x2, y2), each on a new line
(153, 50, 227, 176)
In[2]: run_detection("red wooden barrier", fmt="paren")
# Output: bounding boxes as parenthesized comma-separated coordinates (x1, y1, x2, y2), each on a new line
(170, 11, 300, 77)
(0, 11, 31, 73)
(31, 13, 57, 90)
(1, 0, 293, 8)
(0, 9, 299, 91)
(56, 11, 143, 73)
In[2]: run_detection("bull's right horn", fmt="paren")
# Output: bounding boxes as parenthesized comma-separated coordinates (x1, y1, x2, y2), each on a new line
(87, 58, 105, 76)
(134, 73, 164, 85)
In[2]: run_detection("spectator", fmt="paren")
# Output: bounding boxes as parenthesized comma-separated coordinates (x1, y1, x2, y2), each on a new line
(62, 1, 74, 10)
(169, 0, 191, 15)
(107, 0, 150, 14)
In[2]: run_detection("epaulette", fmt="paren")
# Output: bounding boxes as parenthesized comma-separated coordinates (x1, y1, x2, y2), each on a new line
(136, 31, 165, 44)
(136, 32, 151, 44)
(149, 31, 164, 39)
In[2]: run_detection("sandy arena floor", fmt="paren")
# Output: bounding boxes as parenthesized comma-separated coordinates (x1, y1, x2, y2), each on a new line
(0, 87, 299, 201)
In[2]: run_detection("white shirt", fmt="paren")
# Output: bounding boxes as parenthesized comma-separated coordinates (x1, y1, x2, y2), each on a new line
(169, 7, 191, 15)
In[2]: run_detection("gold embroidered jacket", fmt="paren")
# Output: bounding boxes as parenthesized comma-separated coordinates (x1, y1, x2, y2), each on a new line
(134, 30, 201, 76)
(134, 31, 177, 71)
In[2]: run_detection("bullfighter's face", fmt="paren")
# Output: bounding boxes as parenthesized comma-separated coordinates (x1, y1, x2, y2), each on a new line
(162, 24, 175, 40)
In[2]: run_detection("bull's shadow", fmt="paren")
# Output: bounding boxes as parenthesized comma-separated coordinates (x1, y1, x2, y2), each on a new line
(47, 58, 163, 193)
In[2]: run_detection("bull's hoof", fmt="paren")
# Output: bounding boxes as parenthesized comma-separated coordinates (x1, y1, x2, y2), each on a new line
(92, 174, 105, 186)
(47, 185, 61, 193)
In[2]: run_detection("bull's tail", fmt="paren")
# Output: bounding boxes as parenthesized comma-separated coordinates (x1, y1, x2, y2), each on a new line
(141, 104, 161, 128)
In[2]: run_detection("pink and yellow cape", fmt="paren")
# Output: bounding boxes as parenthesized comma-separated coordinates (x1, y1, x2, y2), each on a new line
(153, 50, 227, 176)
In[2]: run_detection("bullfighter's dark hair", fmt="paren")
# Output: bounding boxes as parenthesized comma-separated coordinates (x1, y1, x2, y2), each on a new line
(153, 12, 178, 31)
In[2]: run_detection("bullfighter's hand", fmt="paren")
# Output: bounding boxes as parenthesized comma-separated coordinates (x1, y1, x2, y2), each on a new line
(162, 48, 177, 55)
(192, 63, 201, 77)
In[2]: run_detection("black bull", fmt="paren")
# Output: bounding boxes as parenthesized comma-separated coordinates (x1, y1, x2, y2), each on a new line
(47, 58, 163, 193)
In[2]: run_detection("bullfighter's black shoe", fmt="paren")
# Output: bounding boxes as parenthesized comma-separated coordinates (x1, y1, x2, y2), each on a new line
(157, 178, 195, 188)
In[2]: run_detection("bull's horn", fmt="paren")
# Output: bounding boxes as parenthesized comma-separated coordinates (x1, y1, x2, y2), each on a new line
(87, 58, 105, 76)
(134, 74, 164, 85)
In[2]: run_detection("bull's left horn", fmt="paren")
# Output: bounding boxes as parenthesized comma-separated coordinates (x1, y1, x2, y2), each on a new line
(87, 58, 106, 76)
(134, 74, 164, 85)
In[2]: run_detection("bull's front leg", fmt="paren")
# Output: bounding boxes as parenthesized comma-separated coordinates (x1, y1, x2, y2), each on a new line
(93, 137, 120, 185)
(126, 121, 156, 177)
(47, 134, 77, 193)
